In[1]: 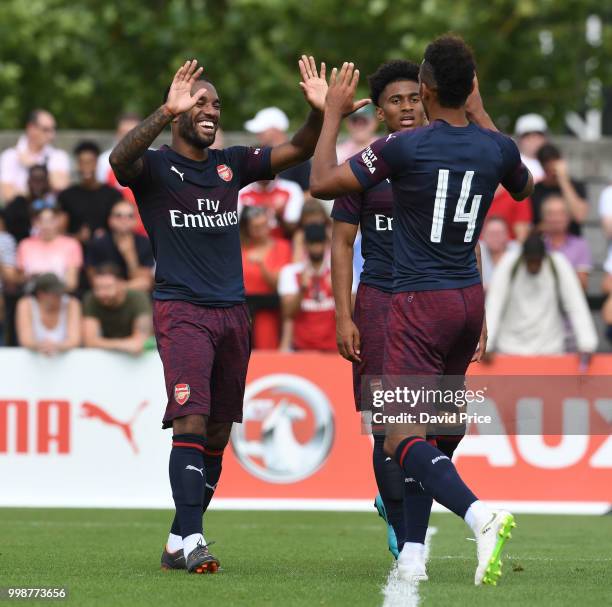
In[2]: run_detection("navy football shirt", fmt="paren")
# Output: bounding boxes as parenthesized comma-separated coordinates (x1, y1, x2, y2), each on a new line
(123, 145, 273, 305)
(349, 120, 529, 292)
(331, 180, 394, 292)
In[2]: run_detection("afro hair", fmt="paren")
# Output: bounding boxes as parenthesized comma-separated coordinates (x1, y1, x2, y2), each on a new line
(423, 35, 475, 108)
(368, 60, 420, 106)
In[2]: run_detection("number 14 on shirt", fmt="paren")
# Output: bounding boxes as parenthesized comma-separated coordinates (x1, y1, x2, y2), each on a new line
(431, 169, 482, 244)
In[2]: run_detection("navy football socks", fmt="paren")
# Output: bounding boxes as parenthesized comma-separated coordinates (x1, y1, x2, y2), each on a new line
(202, 447, 224, 514)
(437, 434, 464, 460)
(373, 434, 406, 550)
(395, 436, 477, 518)
(169, 444, 225, 538)
(169, 434, 206, 539)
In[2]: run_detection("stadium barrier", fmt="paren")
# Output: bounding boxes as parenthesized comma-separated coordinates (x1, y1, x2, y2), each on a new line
(0, 349, 610, 514)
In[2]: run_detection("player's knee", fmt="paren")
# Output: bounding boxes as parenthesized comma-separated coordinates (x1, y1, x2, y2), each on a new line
(383, 435, 402, 459)
(173, 414, 207, 438)
(206, 421, 233, 451)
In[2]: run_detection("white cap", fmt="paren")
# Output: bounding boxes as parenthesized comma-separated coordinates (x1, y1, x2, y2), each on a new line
(515, 113, 548, 136)
(244, 107, 289, 133)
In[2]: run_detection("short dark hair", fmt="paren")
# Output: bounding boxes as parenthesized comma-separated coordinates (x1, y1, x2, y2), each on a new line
(94, 263, 123, 279)
(368, 60, 420, 106)
(522, 231, 546, 260)
(28, 164, 48, 178)
(163, 75, 213, 104)
(73, 140, 100, 157)
(536, 143, 561, 166)
(32, 273, 65, 296)
(422, 34, 475, 108)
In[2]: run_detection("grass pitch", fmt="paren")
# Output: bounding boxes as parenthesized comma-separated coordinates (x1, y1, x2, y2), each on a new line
(1, 508, 610, 606)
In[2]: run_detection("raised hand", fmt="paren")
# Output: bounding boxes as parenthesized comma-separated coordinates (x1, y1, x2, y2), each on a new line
(164, 59, 207, 116)
(299, 55, 328, 112)
(465, 75, 484, 119)
(325, 62, 371, 117)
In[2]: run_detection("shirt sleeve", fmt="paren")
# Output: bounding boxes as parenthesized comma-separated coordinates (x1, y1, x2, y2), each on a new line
(0, 234, 16, 267)
(0, 149, 16, 185)
(496, 133, 529, 194)
(348, 134, 408, 190)
(554, 253, 598, 352)
(331, 191, 364, 225)
(574, 238, 593, 272)
(66, 238, 83, 269)
(282, 181, 305, 224)
(278, 264, 300, 296)
(130, 290, 152, 316)
(48, 149, 70, 174)
(116, 149, 157, 192)
(82, 292, 96, 317)
(230, 146, 274, 188)
(599, 186, 612, 217)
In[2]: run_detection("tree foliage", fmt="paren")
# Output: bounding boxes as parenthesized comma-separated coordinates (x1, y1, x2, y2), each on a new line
(0, 0, 610, 132)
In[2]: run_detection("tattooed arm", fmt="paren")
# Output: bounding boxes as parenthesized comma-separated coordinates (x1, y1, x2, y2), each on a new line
(109, 106, 174, 184)
(109, 59, 207, 184)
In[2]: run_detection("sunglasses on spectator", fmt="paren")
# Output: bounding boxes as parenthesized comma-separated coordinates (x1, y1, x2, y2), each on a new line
(111, 211, 135, 219)
(243, 206, 267, 219)
(31, 198, 56, 212)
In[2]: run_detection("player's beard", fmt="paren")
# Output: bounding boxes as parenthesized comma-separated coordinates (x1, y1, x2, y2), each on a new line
(177, 113, 216, 149)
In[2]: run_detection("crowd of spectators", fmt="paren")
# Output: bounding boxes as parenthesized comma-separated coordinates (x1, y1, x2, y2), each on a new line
(0, 106, 611, 357)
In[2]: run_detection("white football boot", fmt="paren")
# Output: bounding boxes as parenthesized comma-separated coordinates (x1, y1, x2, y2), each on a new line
(474, 510, 516, 586)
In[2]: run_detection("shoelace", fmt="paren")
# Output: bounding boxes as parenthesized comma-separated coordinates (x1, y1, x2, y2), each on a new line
(193, 539, 216, 556)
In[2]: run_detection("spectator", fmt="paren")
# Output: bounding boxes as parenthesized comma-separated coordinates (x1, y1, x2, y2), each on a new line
(96, 113, 142, 184)
(278, 223, 336, 352)
(244, 107, 311, 191)
(82, 264, 152, 355)
(4, 165, 56, 242)
(479, 216, 519, 290)
(0, 109, 70, 202)
(532, 143, 589, 235)
(0, 210, 18, 344)
(336, 105, 379, 163)
(86, 200, 154, 291)
(16, 207, 82, 292)
(15, 273, 81, 355)
(291, 198, 331, 262)
(486, 233, 597, 355)
(238, 176, 304, 239)
(541, 194, 592, 290)
(241, 206, 292, 349)
(488, 186, 532, 241)
(599, 184, 612, 295)
(58, 141, 123, 243)
(514, 113, 548, 183)
(97, 113, 147, 236)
